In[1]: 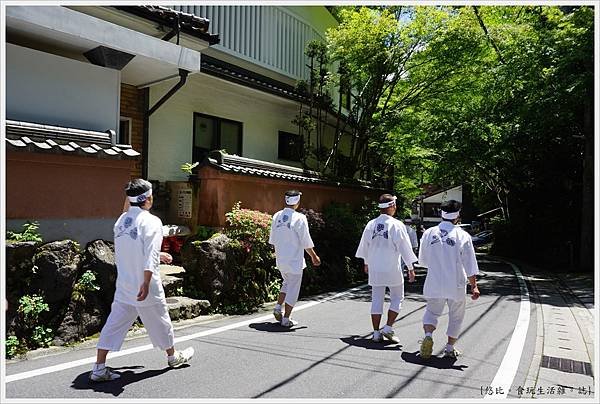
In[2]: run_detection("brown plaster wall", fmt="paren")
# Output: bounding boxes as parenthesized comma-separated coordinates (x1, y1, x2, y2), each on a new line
(6, 151, 134, 219)
(196, 166, 383, 227)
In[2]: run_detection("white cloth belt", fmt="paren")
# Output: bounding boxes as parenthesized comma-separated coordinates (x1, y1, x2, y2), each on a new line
(441, 210, 460, 220)
(128, 189, 152, 203)
(285, 194, 301, 206)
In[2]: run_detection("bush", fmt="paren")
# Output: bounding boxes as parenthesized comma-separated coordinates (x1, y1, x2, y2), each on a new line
(299, 201, 373, 295)
(219, 202, 279, 313)
(6, 221, 43, 243)
(13, 294, 54, 352)
(71, 270, 100, 303)
(6, 336, 23, 359)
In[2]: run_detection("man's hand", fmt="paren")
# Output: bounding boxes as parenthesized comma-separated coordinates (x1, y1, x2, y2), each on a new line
(364, 264, 369, 274)
(471, 285, 480, 300)
(160, 252, 173, 264)
(408, 269, 416, 283)
(311, 254, 321, 267)
(137, 282, 150, 301)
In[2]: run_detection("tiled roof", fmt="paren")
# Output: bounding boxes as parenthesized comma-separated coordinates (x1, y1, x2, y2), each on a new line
(114, 6, 219, 45)
(201, 55, 306, 102)
(5, 120, 140, 159)
(202, 150, 382, 191)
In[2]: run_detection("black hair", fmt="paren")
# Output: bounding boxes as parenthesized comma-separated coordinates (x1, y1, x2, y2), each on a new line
(440, 199, 461, 221)
(125, 179, 152, 207)
(285, 190, 301, 197)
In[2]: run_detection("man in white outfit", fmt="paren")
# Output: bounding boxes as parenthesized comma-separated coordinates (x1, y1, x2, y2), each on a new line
(401, 218, 419, 275)
(418, 200, 480, 359)
(90, 179, 194, 382)
(356, 194, 418, 343)
(269, 190, 321, 327)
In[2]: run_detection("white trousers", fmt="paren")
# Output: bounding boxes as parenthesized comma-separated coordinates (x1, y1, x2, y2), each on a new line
(371, 285, 404, 315)
(280, 272, 303, 307)
(422, 297, 466, 338)
(97, 301, 174, 351)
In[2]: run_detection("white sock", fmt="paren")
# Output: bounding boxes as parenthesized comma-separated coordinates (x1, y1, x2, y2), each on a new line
(275, 304, 282, 311)
(168, 354, 175, 361)
(93, 363, 106, 372)
(383, 325, 393, 333)
(445, 343, 454, 352)
(425, 332, 433, 337)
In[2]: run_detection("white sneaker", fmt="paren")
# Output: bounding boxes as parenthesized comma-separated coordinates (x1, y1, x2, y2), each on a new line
(280, 318, 297, 328)
(89, 367, 121, 382)
(372, 330, 383, 342)
(381, 328, 400, 343)
(168, 347, 194, 368)
(273, 308, 282, 322)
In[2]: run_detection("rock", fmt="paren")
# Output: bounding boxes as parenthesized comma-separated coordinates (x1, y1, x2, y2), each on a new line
(165, 296, 210, 321)
(180, 234, 240, 303)
(80, 240, 117, 311)
(53, 292, 105, 346)
(5, 241, 38, 331)
(162, 275, 184, 297)
(30, 240, 81, 305)
(53, 240, 118, 345)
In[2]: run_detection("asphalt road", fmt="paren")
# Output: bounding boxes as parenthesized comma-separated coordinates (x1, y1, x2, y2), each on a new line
(5, 260, 536, 399)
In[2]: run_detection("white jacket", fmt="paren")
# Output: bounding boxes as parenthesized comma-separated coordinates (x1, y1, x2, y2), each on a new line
(113, 207, 166, 307)
(419, 221, 479, 300)
(269, 208, 314, 274)
(356, 214, 418, 287)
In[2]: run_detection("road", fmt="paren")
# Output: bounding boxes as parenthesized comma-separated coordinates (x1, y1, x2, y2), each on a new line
(5, 259, 536, 399)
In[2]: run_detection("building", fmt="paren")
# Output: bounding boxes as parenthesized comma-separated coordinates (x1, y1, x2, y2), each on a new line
(4, 5, 384, 244)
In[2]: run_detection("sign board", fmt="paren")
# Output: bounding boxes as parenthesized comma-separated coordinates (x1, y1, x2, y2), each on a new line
(176, 188, 193, 218)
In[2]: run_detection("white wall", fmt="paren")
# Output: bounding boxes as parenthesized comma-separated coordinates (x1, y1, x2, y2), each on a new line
(423, 185, 463, 203)
(148, 73, 306, 182)
(6, 43, 120, 132)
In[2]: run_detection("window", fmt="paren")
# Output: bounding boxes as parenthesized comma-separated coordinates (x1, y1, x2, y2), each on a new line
(118, 117, 132, 145)
(193, 113, 243, 162)
(278, 131, 303, 162)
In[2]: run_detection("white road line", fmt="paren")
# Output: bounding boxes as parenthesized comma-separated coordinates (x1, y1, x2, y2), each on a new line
(5, 285, 366, 383)
(485, 260, 531, 400)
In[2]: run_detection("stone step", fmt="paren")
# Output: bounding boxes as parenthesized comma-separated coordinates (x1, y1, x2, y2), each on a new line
(160, 264, 186, 297)
(166, 296, 210, 321)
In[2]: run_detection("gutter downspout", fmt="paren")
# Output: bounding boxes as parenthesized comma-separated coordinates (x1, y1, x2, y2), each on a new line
(142, 68, 189, 179)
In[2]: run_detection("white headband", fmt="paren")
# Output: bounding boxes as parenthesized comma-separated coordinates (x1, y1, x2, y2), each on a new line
(378, 196, 397, 208)
(128, 189, 152, 203)
(285, 194, 301, 206)
(441, 210, 460, 220)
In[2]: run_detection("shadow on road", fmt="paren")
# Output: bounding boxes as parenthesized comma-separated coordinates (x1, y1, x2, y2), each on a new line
(340, 335, 402, 351)
(70, 365, 187, 397)
(400, 351, 468, 371)
(249, 322, 308, 333)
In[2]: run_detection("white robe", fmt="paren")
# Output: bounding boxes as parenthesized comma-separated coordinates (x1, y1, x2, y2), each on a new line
(418, 221, 479, 301)
(407, 226, 418, 249)
(355, 214, 418, 287)
(269, 208, 314, 274)
(113, 207, 166, 307)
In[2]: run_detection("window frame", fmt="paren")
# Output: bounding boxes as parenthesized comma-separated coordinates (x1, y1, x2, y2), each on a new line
(118, 116, 132, 145)
(193, 112, 243, 162)
(277, 130, 303, 162)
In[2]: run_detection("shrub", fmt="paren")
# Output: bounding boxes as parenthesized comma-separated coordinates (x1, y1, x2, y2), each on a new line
(219, 202, 278, 314)
(6, 336, 23, 359)
(6, 221, 43, 243)
(71, 270, 100, 303)
(15, 294, 54, 351)
(196, 225, 218, 241)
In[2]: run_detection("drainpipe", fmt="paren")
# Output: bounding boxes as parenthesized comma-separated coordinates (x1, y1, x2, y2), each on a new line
(142, 68, 189, 179)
